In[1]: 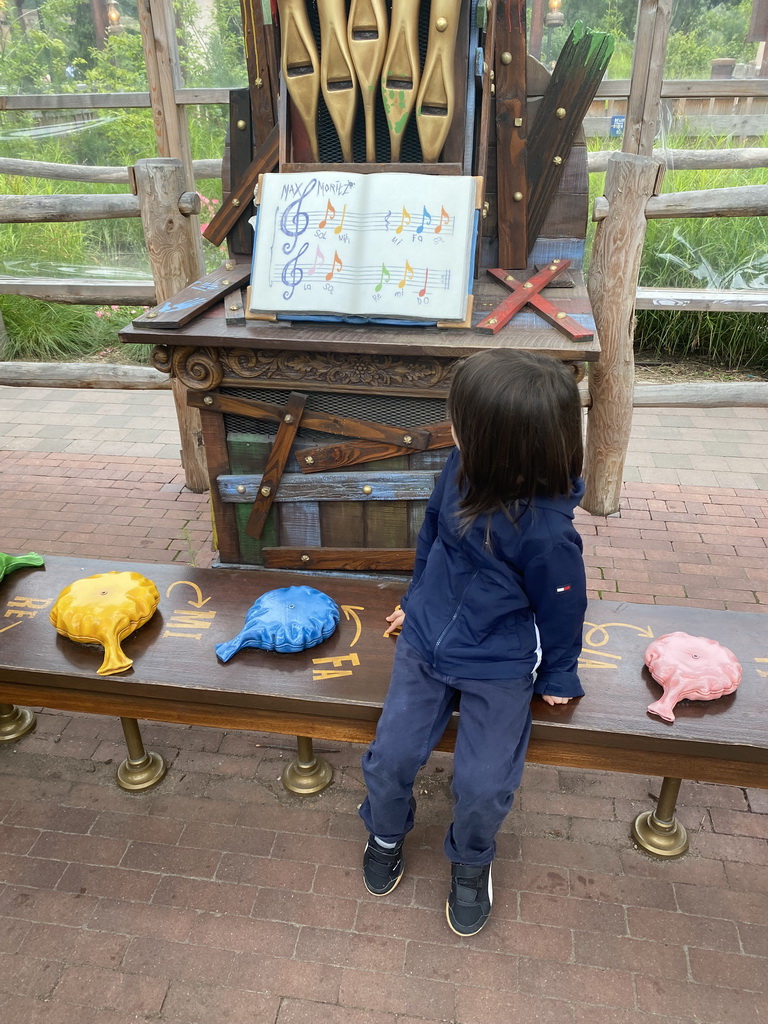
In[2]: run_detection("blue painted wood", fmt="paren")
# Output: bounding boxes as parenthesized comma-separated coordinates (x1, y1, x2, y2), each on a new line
(219, 471, 438, 503)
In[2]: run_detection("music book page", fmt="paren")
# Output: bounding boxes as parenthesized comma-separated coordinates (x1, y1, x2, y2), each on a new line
(248, 171, 479, 323)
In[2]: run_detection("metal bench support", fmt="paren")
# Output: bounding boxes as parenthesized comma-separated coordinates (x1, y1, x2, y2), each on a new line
(0, 702, 36, 742)
(632, 776, 689, 858)
(117, 717, 167, 792)
(282, 735, 333, 795)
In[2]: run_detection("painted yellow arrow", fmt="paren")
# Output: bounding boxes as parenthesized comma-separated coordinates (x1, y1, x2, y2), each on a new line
(341, 605, 365, 648)
(165, 581, 212, 608)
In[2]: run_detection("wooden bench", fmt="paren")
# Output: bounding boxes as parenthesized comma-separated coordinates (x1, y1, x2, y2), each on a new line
(2, 556, 767, 859)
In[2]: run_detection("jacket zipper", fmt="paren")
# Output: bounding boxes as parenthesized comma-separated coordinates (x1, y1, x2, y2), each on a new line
(432, 569, 479, 658)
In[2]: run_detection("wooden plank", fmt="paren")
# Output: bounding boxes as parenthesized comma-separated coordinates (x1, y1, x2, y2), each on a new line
(526, 25, 613, 251)
(239, 0, 278, 142)
(261, 547, 415, 570)
(227, 434, 279, 564)
(132, 262, 251, 330)
(120, 271, 602, 363)
(362, 454, 410, 550)
(477, 261, 573, 334)
(299, 422, 453, 473)
(280, 162, 464, 175)
(245, 392, 306, 539)
(203, 125, 279, 248)
(188, 391, 431, 449)
(225, 88, 257, 255)
(3, 558, 768, 791)
(219, 470, 438, 503)
(494, 0, 528, 268)
(200, 408, 240, 564)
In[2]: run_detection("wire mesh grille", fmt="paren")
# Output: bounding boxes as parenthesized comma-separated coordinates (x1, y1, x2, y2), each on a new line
(222, 385, 447, 439)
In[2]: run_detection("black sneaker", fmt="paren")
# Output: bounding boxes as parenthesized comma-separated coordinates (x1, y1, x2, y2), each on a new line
(446, 862, 493, 936)
(362, 835, 404, 896)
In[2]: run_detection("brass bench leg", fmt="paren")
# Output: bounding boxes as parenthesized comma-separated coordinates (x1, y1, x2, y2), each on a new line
(632, 776, 689, 858)
(282, 735, 333, 795)
(116, 717, 167, 792)
(0, 702, 36, 742)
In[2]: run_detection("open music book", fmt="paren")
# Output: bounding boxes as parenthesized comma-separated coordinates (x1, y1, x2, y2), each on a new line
(247, 171, 481, 325)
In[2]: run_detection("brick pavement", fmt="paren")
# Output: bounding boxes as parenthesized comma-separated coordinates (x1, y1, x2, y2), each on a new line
(1, 385, 767, 1023)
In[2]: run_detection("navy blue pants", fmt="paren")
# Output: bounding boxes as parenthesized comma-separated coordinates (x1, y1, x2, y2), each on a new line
(359, 637, 534, 866)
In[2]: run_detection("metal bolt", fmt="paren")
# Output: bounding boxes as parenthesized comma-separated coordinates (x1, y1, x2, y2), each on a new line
(436, 16, 448, 31)
(304, 456, 314, 465)
(553, 156, 562, 165)
(232, 198, 241, 207)
(488, 318, 498, 325)
(236, 484, 246, 494)
(221, 280, 230, 286)
(260, 485, 271, 497)
(556, 107, 566, 119)
(284, 414, 294, 424)
(147, 311, 157, 318)
(301, 554, 310, 562)
(229, 304, 241, 311)
(501, 51, 512, 64)
(556, 311, 568, 319)
(552, 259, 562, 264)
(514, 117, 523, 127)
(549, 264, 558, 271)
(362, 485, 373, 495)
(523, 282, 533, 289)
(225, 261, 234, 270)
(513, 191, 523, 202)
(236, 120, 247, 130)
(505, 275, 514, 281)
(403, 435, 413, 445)
(203, 396, 213, 405)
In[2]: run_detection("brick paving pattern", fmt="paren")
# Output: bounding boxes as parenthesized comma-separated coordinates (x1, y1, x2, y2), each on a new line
(1, 385, 767, 1023)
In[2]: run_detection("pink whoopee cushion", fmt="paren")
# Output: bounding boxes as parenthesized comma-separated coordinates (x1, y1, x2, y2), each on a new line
(643, 631, 742, 723)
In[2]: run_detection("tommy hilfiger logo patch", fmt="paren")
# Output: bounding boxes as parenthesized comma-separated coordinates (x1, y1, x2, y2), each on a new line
(556, 585, 571, 593)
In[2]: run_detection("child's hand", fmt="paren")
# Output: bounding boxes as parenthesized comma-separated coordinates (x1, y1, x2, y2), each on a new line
(541, 695, 572, 706)
(384, 606, 405, 635)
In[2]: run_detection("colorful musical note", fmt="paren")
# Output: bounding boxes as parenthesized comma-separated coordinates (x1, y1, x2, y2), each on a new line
(307, 246, 324, 276)
(434, 206, 450, 234)
(418, 268, 429, 297)
(395, 207, 411, 235)
(375, 263, 391, 293)
(398, 260, 414, 289)
(325, 250, 343, 282)
(318, 199, 336, 230)
(279, 178, 317, 255)
(384, 209, 392, 231)
(333, 204, 347, 235)
(281, 241, 309, 300)
(416, 206, 432, 234)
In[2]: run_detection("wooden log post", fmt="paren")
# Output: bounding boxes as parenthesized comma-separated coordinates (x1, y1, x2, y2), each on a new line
(132, 157, 208, 493)
(583, 153, 663, 516)
(623, 0, 672, 157)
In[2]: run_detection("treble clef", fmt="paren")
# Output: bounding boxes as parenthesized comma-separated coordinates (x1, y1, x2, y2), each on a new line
(281, 242, 309, 300)
(280, 177, 318, 256)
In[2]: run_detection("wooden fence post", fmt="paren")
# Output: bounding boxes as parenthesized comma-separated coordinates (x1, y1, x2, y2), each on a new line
(133, 157, 208, 493)
(583, 153, 663, 516)
(623, 0, 672, 157)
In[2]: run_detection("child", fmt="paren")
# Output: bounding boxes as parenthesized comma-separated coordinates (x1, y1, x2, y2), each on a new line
(359, 349, 587, 937)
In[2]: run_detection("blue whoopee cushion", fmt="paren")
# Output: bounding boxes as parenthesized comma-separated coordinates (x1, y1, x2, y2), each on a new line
(215, 586, 340, 661)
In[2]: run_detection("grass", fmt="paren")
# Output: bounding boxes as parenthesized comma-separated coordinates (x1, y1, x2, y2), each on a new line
(586, 134, 768, 372)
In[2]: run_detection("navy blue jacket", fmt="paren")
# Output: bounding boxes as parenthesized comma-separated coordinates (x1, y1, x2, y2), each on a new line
(400, 448, 587, 697)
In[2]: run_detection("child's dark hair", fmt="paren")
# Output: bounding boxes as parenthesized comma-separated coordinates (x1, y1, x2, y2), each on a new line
(447, 349, 583, 524)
